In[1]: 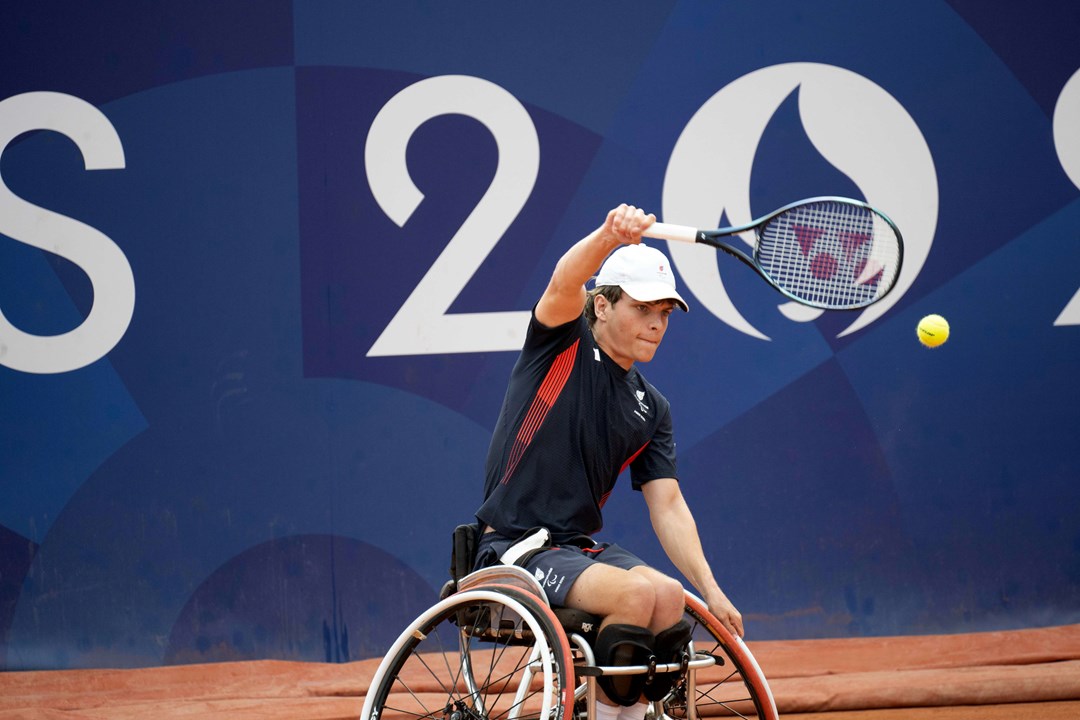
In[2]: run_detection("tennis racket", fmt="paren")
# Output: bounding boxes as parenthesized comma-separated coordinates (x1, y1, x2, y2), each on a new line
(644, 197, 904, 310)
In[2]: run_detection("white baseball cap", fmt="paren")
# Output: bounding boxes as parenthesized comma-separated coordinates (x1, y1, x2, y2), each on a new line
(595, 244, 689, 312)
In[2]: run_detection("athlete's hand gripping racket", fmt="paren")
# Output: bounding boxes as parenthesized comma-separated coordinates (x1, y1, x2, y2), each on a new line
(644, 197, 904, 310)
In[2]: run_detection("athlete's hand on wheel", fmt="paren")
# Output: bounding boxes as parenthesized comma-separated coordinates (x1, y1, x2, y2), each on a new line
(706, 589, 744, 638)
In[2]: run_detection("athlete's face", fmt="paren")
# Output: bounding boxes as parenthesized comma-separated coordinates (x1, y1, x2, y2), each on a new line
(592, 293, 676, 369)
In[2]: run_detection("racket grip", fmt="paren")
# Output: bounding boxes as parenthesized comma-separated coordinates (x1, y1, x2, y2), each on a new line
(644, 222, 698, 244)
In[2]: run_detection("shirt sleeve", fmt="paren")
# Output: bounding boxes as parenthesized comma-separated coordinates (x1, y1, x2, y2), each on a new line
(630, 403, 678, 490)
(523, 305, 586, 356)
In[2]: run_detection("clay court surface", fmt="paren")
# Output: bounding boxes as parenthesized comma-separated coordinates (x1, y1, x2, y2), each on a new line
(2, 623, 1078, 719)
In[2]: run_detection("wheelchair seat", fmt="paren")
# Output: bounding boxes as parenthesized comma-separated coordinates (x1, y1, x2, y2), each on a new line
(449, 524, 602, 644)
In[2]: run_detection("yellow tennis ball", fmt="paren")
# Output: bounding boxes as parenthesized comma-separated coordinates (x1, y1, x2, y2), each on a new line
(917, 314, 950, 348)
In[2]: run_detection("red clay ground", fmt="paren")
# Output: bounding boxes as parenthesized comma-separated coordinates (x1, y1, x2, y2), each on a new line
(2, 624, 1078, 719)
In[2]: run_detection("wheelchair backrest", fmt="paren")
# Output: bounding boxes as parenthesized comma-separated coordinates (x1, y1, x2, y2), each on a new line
(450, 523, 479, 583)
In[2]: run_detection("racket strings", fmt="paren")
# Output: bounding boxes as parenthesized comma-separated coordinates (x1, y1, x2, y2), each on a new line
(757, 201, 901, 309)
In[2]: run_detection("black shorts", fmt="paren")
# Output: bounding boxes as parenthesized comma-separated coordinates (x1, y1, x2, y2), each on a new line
(475, 531, 646, 606)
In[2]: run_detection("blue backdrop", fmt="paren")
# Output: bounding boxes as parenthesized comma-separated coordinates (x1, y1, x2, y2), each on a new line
(2, 1, 1079, 670)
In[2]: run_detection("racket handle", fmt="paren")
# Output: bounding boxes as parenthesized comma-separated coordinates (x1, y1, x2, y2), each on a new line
(644, 222, 698, 244)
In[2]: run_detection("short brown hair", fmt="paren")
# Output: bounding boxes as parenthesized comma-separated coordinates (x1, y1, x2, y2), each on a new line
(584, 285, 623, 328)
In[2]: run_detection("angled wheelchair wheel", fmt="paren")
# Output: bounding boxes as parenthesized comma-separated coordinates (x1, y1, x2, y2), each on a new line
(656, 593, 779, 720)
(361, 584, 575, 720)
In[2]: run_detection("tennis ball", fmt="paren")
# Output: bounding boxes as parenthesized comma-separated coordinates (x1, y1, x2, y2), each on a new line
(917, 314, 950, 348)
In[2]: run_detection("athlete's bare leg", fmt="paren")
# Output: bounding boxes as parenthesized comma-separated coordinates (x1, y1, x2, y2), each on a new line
(563, 563, 686, 707)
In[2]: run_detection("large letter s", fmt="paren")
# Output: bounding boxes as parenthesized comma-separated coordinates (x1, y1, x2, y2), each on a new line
(0, 92, 134, 374)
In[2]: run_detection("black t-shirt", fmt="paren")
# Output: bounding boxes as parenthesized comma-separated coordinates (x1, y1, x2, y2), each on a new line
(476, 312, 678, 542)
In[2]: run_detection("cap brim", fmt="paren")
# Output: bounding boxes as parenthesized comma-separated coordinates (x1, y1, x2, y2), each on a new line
(619, 282, 690, 312)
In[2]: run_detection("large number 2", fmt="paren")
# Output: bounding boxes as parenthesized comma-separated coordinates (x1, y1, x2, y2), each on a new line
(365, 75, 539, 357)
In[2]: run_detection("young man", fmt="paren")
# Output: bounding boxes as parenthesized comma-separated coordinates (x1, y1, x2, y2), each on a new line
(474, 204, 742, 717)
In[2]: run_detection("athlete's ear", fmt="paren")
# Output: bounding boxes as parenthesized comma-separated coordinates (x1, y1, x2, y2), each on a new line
(594, 294, 610, 320)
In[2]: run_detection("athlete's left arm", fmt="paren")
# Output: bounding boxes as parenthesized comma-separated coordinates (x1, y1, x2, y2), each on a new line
(642, 478, 745, 637)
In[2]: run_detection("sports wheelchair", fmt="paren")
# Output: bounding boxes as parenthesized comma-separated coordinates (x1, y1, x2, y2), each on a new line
(360, 525, 778, 720)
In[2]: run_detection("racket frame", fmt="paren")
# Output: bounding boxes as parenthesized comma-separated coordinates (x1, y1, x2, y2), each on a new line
(647, 196, 904, 311)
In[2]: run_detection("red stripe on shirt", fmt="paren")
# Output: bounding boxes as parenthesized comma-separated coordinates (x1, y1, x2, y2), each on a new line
(598, 441, 652, 508)
(501, 338, 580, 485)
(620, 440, 650, 474)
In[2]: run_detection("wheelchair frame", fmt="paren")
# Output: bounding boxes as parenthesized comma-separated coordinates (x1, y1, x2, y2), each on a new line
(359, 563, 779, 720)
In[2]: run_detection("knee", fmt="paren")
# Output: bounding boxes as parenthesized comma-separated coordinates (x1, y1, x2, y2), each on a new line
(609, 573, 658, 625)
(652, 575, 685, 627)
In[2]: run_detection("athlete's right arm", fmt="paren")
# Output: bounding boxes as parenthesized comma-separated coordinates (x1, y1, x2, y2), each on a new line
(534, 204, 655, 328)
